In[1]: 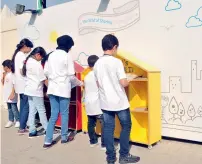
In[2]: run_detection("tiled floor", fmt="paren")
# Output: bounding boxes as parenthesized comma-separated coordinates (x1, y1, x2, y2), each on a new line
(1, 110, 202, 164)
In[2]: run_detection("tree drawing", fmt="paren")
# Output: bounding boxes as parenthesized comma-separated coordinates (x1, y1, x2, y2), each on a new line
(197, 106, 202, 117)
(169, 96, 179, 120)
(178, 102, 185, 121)
(187, 104, 196, 120)
(161, 95, 169, 123)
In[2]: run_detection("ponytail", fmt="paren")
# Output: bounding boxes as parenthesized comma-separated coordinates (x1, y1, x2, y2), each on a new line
(11, 39, 33, 73)
(22, 53, 33, 76)
(22, 47, 47, 76)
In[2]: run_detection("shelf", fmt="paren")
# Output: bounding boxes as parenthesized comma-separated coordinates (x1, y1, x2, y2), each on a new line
(131, 107, 148, 113)
(131, 77, 148, 82)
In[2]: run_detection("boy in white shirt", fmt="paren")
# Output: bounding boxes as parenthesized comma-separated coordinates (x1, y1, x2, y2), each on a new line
(2, 60, 20, 128)
(84, 55, 105, 149)
(94, 34, 140, 164)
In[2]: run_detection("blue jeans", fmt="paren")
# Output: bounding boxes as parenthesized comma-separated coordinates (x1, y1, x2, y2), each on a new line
(88, 114, 105, 147)
(19, 94, 29, 130)
(28, 96, 48, 133)
(102, 108, 132, 162)
(7, 103, 19, 122)
(45, 95, 70, 143)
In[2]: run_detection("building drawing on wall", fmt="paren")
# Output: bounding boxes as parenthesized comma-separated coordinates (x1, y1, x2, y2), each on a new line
(162, 60, 202, 133)
(78, 0, 140, 35)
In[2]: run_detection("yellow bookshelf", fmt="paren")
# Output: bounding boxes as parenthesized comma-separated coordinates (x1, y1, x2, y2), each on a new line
(81, 51, 161, 149)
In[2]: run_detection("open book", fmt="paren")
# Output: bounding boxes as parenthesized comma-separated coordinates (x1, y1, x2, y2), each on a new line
(126, 73, 142, 81)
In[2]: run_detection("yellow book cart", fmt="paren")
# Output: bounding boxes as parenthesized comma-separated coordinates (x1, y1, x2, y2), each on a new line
(81, 51, 162, 149)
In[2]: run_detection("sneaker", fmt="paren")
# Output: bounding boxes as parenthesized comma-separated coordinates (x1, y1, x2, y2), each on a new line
(90, 142, 99, 148)
(18, 129, 29, 135)
(61, 140, 68, 144)
(119, 154, 140, 164)
(5, 121, 14, 128)
(15, 121, 20, 128)
(28, 132, 39, 138)
(43, 141, 56, 149)
(101, 146, 106, 151)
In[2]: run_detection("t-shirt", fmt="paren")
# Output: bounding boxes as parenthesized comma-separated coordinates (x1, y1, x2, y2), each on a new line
(44, 49, 75, 98)
(84, 70, 102, 116)
(14, 51, 26, 94)
(3, 72, 18, 103)
(24, 58, 46, 97)
(94, 55, 130, 111)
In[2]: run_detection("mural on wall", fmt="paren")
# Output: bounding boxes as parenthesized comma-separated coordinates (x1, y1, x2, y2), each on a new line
(161, 60, 202, 133)
(16, 0, 202, 141)
(186, 6, 202, 28)
(78, 0, 140, 35)
(165, 0, 182, 11)
(22, 23, 40, 42)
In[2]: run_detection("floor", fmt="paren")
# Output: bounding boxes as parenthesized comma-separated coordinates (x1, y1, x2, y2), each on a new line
(1, 110, 202, 164)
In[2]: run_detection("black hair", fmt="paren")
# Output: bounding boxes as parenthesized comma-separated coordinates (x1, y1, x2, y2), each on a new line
(2, 59, 12, 69)
(11, 39, 33, 73)
(102, 34, 119, 51)
(22, 47, 47, 76)
(56, 35, 74, 53)
(41, 51, 53, 65)
(87, 55, 99, 67)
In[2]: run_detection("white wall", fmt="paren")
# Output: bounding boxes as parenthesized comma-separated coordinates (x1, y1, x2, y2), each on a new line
(11, 0, 202, 142)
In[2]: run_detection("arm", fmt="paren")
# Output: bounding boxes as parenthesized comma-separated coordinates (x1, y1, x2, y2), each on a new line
(1, 72, 6, 85)
(70, 75, 83, 88)
(8, 86, 16, 100)
(117, 60, 129, 88)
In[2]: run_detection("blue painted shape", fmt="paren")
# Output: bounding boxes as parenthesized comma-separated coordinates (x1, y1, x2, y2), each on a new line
(186, 7, 202, 28)
(75, 52, 89, 67)
(165, 0, 182, 11)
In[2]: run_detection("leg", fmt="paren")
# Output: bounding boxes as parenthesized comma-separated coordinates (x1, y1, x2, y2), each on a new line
(34, 97, 48, 131)
(59, 97, 70, 141)
(28, 96, 37, 133)
(117, 109, 140, 163)
(102, 110, 116, 163)
(10, 103, 20, 122)
(117, 109, 131, 158)
(19, 94, 29, 130)
(7, 103, 14, 122)
(97, 114, 105, 147)
(87, 115, 98, 145)
(45, 95, 59, 144)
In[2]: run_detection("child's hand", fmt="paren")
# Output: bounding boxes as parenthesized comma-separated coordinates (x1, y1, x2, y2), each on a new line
(8, 93, 15, 100)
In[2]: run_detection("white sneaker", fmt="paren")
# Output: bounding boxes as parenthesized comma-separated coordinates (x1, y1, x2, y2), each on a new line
(5, 121, 14, 128)
(15, 121, 20, 128)
(90, 143, 99, 148)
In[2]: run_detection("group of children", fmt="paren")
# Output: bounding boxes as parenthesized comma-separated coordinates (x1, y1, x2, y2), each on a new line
(2, 34, 140, 164)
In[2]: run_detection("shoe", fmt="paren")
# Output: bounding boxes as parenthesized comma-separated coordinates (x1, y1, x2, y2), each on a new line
(90, 142, 99, 148)
(18, 129, 29, 135)
(61, 140, 68, 144)
(101, 146, 106, 151)
(107, 162, 115, 164)
(54, 129, 60, 134)
(15, 121, 20, 128)
(28, 132, 39, 138)
(5, 121, 14, 128)
(119, 154, 140, 164)
(43, 141, 56, 149)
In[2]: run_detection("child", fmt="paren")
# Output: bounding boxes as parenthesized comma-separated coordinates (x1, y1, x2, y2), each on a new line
(22, 47, 48, 138)
(93, 34, 140, 164)
(2, 60, 20, 128)
(11, 38, 34, 134)
(43, 35, 82, 149)
(84, 55, 105, 150)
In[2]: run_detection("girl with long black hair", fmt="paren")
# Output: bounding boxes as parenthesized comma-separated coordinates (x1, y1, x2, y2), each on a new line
(11, 39, 33, 134)
(23, 47, 48, 137)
